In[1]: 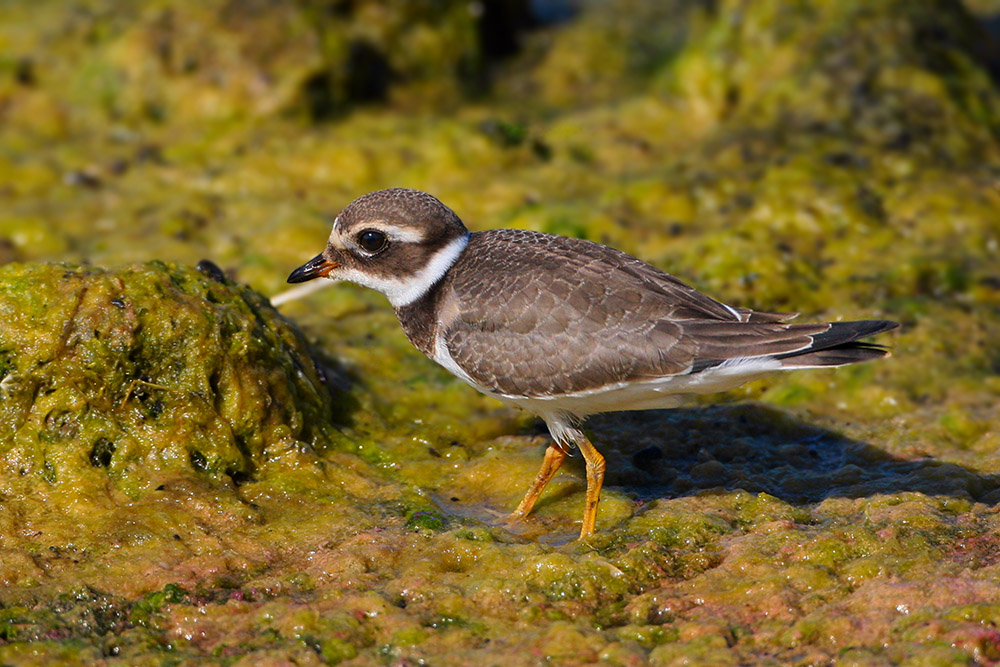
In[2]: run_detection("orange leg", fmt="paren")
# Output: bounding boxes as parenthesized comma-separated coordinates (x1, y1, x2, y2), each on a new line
(575, 434, 605, 538)
(510, 444, 567, 520)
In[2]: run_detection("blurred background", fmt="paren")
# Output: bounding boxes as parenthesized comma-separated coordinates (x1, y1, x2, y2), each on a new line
(3, 1, 1000, 663)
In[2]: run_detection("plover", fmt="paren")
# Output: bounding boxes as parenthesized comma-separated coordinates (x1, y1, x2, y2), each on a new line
(287, 188, 898, 538)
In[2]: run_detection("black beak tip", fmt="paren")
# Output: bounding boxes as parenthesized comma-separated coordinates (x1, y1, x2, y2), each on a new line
(286, 265, 311, 284)
(287, 253, 330, 284)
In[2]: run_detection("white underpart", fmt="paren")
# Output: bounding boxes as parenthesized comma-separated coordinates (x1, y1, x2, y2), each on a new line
(432, 336, 588, 449)
(493, 356, 785, 418)
(338, 232, 470, 308)
(539, 411, 586, 449)
(432, 333, 479, 387)
(432, 324, 787, 423)
(430, 351, 789, 455)
(430, 340, 790, 452)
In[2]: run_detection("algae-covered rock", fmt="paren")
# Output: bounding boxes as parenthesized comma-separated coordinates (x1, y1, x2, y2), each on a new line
(0, 260, 334, 499)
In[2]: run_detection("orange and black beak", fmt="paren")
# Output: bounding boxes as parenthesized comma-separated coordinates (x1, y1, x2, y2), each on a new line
(287, 253, 338, 284)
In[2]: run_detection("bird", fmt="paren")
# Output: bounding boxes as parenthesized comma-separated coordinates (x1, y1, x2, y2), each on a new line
(287, 188, 898, 538)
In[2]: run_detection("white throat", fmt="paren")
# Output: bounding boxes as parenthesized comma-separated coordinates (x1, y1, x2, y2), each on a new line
(338, 233, 470, 308)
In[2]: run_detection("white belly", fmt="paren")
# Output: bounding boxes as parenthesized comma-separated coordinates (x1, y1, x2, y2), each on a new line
(432, 334, 782, 418)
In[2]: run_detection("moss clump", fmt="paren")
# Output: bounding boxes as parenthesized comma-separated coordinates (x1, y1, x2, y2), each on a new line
(405, 510, 447, 532)
(0, 260, 334, 498)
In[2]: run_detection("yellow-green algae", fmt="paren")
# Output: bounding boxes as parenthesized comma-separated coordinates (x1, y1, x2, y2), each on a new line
(1, 0, 1000, 664)
(0, 261, 336, 493)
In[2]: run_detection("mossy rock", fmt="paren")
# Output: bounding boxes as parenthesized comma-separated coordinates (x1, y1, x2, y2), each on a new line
(0, 260, 335, 499)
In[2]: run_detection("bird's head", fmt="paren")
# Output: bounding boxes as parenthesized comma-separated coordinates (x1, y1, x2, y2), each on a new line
(287, 188, 470, 308)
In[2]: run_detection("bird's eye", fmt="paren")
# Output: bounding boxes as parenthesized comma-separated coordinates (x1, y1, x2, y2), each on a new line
(357, 229, 388, 253)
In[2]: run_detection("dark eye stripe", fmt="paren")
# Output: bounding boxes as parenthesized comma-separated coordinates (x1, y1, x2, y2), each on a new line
(358, 229, 388, 253)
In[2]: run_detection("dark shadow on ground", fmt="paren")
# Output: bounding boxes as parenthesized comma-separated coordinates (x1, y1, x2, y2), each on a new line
(561, 404, 1000, 507)
(311, 348, 363, 428)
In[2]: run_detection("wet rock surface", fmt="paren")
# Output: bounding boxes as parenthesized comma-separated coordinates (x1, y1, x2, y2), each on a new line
(1, 0, 999, 664)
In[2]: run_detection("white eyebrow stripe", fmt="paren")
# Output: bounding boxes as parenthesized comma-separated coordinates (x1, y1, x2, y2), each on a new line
(343, 221, 426, 244)
(327, 227, 346, 249)
(385, 226, 426, 243)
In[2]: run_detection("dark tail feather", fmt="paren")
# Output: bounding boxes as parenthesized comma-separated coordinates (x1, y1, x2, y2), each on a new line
(779, 342, 890, 367)
(777, 320, 898, 369)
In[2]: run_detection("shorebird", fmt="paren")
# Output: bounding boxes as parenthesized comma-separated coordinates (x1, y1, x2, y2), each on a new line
(287, 188, 897, 538)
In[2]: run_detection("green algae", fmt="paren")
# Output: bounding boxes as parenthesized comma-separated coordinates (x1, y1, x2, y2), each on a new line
(0, 0, 999, 664)
(0, 260, 336, 498)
